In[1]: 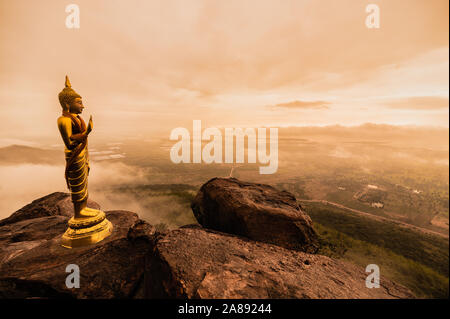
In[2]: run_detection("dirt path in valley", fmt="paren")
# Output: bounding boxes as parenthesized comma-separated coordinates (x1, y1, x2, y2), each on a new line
(299, 199, 449, 239)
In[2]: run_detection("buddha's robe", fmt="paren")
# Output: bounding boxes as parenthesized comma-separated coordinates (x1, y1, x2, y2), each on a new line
(57, 112, 90, 203)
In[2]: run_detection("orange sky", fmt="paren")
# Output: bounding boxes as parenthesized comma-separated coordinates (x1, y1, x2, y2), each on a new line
(0, 0, 448, 142)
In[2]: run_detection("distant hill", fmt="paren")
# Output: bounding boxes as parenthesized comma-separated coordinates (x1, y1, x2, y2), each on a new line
(279, 124, 449, 151)
(0, 145, 63, 165)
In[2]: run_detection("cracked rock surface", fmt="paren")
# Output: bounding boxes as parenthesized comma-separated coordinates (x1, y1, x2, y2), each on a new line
(146, 225, 414, 299)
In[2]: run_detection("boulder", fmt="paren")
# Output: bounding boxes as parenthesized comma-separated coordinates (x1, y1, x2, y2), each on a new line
(0, 193, 155, 298)
(191, 177, 319, 253)
(145, 225, 414, 299)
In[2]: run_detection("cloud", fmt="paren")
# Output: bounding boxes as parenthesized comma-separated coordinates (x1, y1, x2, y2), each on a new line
(0, 161, 149, 220)
(385, 96, 449, 110)
(0, 164, 66, 218)
(0, 0, 448, 139)
(275, 100, 330, 109)
(0, 160, 196, 227)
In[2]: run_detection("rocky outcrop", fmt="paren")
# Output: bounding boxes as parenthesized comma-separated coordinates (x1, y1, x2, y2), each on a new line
(0, 183, 415, 299)
(145, 225, 414, 299)
(0, 193, 154, 298)
(191, 177, 319, 253)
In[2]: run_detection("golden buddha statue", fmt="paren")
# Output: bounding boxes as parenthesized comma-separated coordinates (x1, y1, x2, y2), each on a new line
(57, 76, 113, 248)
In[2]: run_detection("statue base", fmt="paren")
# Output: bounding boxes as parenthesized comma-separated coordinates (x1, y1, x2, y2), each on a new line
(61, 210, 113, 249)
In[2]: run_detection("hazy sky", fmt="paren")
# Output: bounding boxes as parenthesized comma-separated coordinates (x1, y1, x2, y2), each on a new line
(0, 0, 448, 143)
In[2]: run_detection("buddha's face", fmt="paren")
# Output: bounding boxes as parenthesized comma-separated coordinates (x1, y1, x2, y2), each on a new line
(69, 97, 84, 114)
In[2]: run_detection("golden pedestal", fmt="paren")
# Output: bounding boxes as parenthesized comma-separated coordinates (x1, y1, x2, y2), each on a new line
(61, 210, 113, 249)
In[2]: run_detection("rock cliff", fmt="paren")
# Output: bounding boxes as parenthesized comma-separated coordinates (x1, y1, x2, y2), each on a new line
(191, 177, 319, 253)
(0, 179, 414, 299)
